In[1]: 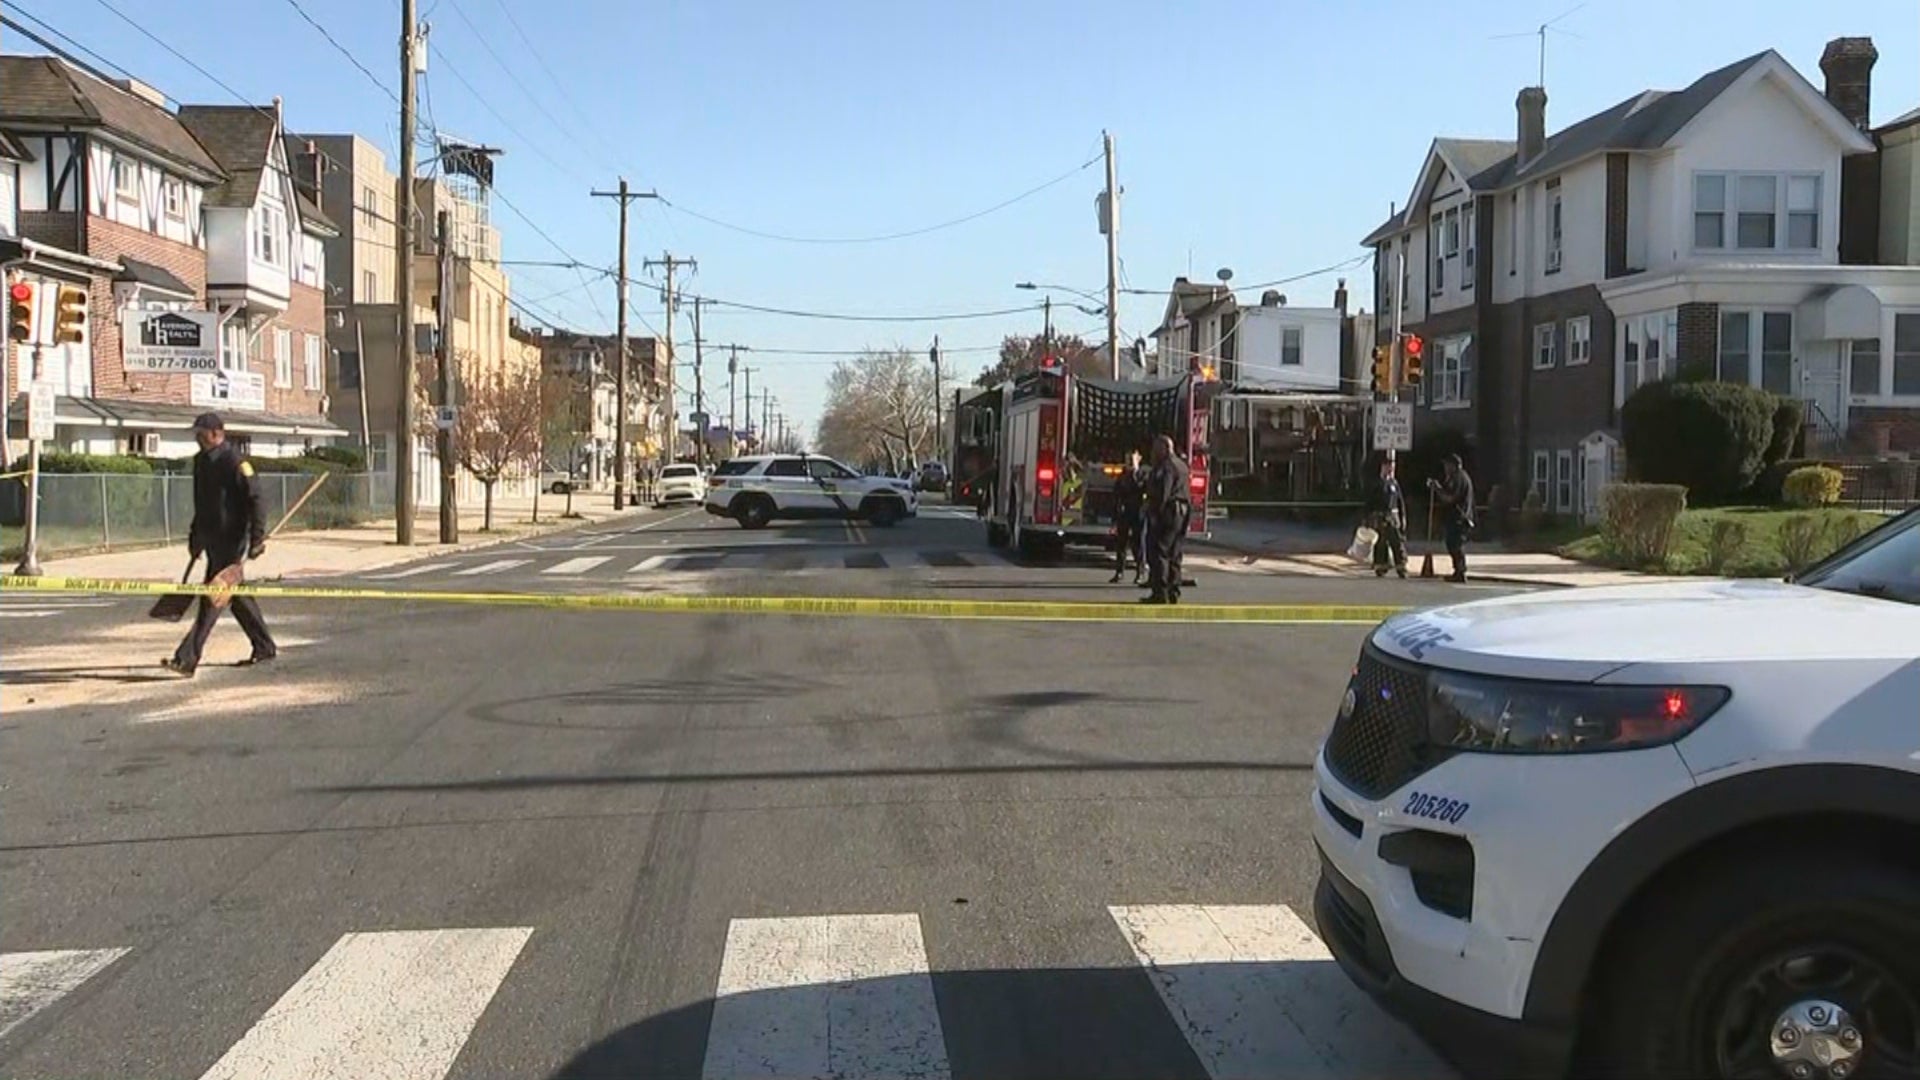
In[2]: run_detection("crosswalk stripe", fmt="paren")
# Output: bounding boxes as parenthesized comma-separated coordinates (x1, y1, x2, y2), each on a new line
(451, 559, 530, 577)
(704, 914, 950, 1080)
(367, 564, 442, 580)
(195, 927, 532, 1080)
(1109, 904, 1451, 1080)
(628, 555, 672, 573)
(0, 610, 58, 618)
(0, 947, 130, 1040)
(542, 556, 613, 575)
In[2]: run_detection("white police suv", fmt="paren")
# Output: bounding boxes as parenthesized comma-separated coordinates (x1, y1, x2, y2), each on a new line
(1313, 507, 1920, 1080)
(704, 453, 917, 529)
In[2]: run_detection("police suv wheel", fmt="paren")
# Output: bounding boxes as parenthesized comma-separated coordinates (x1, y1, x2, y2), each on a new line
(734, 496, 773, 530)
(1590, 849, 1920, 1080)
(866, 497, 901, 528)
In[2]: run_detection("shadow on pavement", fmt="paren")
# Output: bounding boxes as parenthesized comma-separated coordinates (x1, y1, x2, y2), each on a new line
(545, 961, 1452, 1080)
(0, 665, 176, 687)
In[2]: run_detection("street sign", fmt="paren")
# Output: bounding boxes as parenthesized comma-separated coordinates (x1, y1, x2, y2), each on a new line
(27, 382, 55, 441)
(121, 310, 219, 371)
(1373, 401, 1413, 452)
(435, 405, 457, 431)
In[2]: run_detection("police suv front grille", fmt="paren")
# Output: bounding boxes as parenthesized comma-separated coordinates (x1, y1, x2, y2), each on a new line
(1323, 646, 1440, 799)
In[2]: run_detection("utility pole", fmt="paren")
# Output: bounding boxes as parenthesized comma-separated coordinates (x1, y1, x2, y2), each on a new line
(1042, 295, 1052, 352)
(727, 346, 740, 459)
(643, 252, 696, 468)
(434, 209, 458, 542)
(691, 297, 706, 469)
(589, 179, 658, 508)
(763, 392, 772, 452)
(395, 0, 419, 544)
(930, 335, 942, 466)
(1102, 130, 1121, 379)
(741, 369, 755, 450)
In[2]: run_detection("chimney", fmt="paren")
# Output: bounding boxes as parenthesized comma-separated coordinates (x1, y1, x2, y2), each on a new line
(305, 140, 323, 210)
(1820, 37, 1877, 133)
(1517, 87, 1548, 168)
(1260, 290, 1285, 307)
(1333, 278, 1349, 315)
(111, 77, 168, 108)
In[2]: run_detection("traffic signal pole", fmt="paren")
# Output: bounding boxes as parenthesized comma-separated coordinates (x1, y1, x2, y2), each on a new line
(1389, 249, 1404, 468)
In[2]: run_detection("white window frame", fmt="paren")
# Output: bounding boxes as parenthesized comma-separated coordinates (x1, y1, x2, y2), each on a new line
(1531, 450, 1550, 504)
(1461, 202, 1476, 288)
(112, 158, 139, 203)
(1692, 171, 1822, 254)
(1718, 308, 1795, 392)
(1567, 315, 1592, 365)
(361, 184, 379, 229)
(1533, 323, 1557, 370)
(361, 268, 378, 302)
(274, 328, 293, 387)
(1280, 325, 1303, 366)
(1544, 179, 1563, 274)
(254, 203, 286, 267)
(1848, 337, 1881, 397)
(1432, 335, 1472, 407)
(304, 333, 323, 389)
(1891, 311, 1920, 397)
(1430, 214, 1445, 294)
(1555, 450, 1575, 513)
(162, 180, 184, 220)
(220, 321, 246, 373)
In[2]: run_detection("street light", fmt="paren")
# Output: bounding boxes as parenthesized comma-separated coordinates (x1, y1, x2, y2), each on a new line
(1014, 281, 1108, 313)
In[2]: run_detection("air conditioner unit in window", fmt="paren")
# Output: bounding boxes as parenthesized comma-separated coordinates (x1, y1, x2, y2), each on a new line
(137, 432, 161, 456)
(1546, 249, 1563, 273)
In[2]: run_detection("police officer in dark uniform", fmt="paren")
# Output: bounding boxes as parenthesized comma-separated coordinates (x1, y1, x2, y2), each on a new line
(164, 412, 276, 676)
(1109, 448, 1146, 585)
(1142, 433, 1192, 605)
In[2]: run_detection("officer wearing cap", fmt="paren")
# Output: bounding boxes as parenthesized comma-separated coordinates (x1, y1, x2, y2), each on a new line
(164, 412, 276, 676)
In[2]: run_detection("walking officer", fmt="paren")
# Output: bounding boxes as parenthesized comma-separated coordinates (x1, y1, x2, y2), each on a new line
(1142, 433, 1192, 605)
(1109, 448, 1146, 585)
(163, 412, 277, 676)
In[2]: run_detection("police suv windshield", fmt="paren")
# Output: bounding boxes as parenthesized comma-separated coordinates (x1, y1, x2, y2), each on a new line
(1794, 508, 1920, 605)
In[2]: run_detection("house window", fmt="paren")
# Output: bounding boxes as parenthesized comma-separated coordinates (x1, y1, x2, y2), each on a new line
(1433, 335, 1472, 405)
(112, 158, 139, 203)
(1444, 208, 1460, 257)
(1400, 241, 1411, 310)
(1532, 450, 1550, 503)
(1622, 322, 1641, 395)
(274, 328, 293, 387)
(362, 269, 377, 302)
(1533, 323, 1557, 370)
(1717, 310, 1794, 392)
(1694, 172, 1821, 253)
(361, 184, 378, 228)
(1431, 213, 1445, 294)
(1461, 202, 1476, 287)
(305, 334, 322, 389)
(162, 180, 184, 220)
(1693, 174, 1726, 248)
(1895, 313, 1920, 396)
(1507, 192, 1518, 276)
(1849, 339, 1880, 396)
(1555, 450, 1575, 513)
(1567, 315, 1592, 365)
(1718, 311, 1750, 384)
(1281, 326, 1302, 366)
(220, 321, 246, 372)
(368, 434, 392, 476)
(1545, 179, 1563, 273)
(254, 205, 285, 267)
(1761, 312, 1793, 394)
(1642, 315, 1666, 382)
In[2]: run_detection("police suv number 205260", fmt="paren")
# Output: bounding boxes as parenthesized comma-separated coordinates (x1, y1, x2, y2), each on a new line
(1312, 506, 1920, 1080)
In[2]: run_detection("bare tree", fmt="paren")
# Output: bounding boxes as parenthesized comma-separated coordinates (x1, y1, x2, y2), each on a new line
(816, 349, 935, 470)
(973, 332, 1102, 386)
(416, 352, 545, 531)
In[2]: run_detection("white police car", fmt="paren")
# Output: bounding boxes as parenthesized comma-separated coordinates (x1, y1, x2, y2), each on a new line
(1313, 507, 1920, 1080)
(704, 453, 917, 529)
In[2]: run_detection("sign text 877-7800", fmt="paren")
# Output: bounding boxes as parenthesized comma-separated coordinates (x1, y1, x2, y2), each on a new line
(123, 355, 221, 373)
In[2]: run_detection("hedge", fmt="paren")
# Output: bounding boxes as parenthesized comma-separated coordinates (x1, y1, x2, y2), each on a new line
(1765, 398, 1804, 467)
(1599, 483, 1687, 566)
(1782, 465, 1843, 508)
(1621, 380, 1776, 502)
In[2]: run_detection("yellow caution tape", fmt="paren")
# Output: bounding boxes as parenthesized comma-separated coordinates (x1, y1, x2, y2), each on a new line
(0, 574, 1404, 625)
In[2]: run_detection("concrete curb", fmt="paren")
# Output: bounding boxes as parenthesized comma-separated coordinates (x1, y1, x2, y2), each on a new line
(1191, 536, 1612, 589)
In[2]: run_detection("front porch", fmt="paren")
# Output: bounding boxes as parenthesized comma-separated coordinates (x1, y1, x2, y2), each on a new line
(1208, 391, 1371, 507)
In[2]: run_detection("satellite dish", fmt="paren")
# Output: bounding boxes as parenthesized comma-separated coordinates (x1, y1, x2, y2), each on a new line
(1216, 268, 1234, 283)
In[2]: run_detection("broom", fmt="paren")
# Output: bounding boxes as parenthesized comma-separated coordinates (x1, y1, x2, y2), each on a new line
(148, 472, 331, 618)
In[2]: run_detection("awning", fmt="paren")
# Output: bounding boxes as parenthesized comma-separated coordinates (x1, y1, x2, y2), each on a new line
(114, 258, 197, 300)
(8, 394, 348, 438)
(1798, 284, 1882, 341)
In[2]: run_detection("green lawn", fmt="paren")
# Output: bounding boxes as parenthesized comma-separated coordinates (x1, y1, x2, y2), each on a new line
(1559, 506, 1889, 577)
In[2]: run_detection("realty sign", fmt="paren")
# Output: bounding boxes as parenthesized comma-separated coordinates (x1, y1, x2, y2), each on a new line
(122, 310, 219, 372)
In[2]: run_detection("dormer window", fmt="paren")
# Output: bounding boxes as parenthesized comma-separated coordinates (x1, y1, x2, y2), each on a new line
(254, 203, 286, 267)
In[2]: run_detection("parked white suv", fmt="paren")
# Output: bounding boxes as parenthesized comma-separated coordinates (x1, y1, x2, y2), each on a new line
(655, 462, 707, 506)
(705, 454, 918, 529)
(1312, 507, 1920, 1080)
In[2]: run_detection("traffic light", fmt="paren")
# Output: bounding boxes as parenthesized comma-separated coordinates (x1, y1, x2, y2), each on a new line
(1371, 343, 1393, 395)
(53, 285, 88, 346)
(1402, 333, 1424, 386)
(7, 281, 33, 344)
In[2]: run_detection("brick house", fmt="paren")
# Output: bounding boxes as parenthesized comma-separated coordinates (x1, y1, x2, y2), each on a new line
(1, 56, 343, 458)
(1362, 38, 1920, 518)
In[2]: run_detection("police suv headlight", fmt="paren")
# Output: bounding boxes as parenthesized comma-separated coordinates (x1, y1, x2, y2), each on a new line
(1427, 670, 1730, 753)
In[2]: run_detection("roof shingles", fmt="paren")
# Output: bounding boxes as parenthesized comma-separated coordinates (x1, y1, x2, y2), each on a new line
(0, 56, 223, 178)
(175, 105, 280, 208)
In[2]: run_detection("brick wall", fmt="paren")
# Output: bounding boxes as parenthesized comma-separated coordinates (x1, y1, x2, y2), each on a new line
(257, 282, 329, 418)
(18, 210, 78, 251)
(1676, 301, 1719, 380)
(84, 214, 206, 404)
(1605, 154, 1629, 278)
(1850, 406, 1920, 453)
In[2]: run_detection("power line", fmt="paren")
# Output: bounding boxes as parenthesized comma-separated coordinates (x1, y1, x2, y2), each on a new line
(440, 0, 614, 174)
(6, 7, 130, 89)
(657, 151, 1102, 245)
(86, 0, 276, 113)
(1117, 253, 1372, 297)
(424, 41, 588, 186)
(278, 0, 399, 102)
(676, 293, 1045, 324)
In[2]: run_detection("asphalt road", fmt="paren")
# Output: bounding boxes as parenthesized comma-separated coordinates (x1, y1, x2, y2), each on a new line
(0, 504, 1528, 1080)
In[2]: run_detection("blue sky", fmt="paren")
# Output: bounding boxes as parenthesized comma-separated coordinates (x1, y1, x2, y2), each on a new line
(10, 0, 1918, 437)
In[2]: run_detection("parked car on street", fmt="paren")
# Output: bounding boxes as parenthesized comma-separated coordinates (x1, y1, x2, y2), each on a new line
(655, 463, 707, 506)
(705, 454, 918, 529)
(1312, 507, 1920, 1080)
(915, 461, 948, 493)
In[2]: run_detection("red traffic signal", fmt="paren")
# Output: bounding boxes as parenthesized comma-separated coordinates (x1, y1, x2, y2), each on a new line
(9, 282, 30, 303)
(1403, 333, 1424, 359)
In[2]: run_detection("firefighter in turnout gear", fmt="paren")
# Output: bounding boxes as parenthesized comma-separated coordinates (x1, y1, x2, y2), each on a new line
(1110, 449, 1147, 585)
(1142, 433, 1191, 605)
(163, 413, 277, 676)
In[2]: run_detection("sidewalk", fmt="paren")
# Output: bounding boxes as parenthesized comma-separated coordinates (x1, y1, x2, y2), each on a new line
(1195, 513, 1687, 587)
(36, 491, 647, 583)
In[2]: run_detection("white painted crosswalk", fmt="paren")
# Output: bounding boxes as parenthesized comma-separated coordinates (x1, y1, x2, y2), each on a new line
(0, 904, 1451, 1080)
(451, 558, 532, 577)
(541, 556, 613, 575)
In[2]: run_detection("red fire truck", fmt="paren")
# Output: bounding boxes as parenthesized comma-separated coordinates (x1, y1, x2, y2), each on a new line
(965, 365, 1215, 558)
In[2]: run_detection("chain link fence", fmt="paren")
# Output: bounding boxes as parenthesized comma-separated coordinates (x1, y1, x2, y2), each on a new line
(1, 472, 392, 559)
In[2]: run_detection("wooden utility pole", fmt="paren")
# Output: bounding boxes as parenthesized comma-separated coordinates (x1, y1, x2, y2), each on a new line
(691, 296, 705, 469)
(741, 369, 754, 450)
(930, 335, 942, 467)
(727, 345, 740, 459)
(395, 0, 419, 543)
(435, 209, 457, 542)
(1102, 130, 1121, 379)
(589, 179, 657, 508)
(643, 252, 696, 466)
